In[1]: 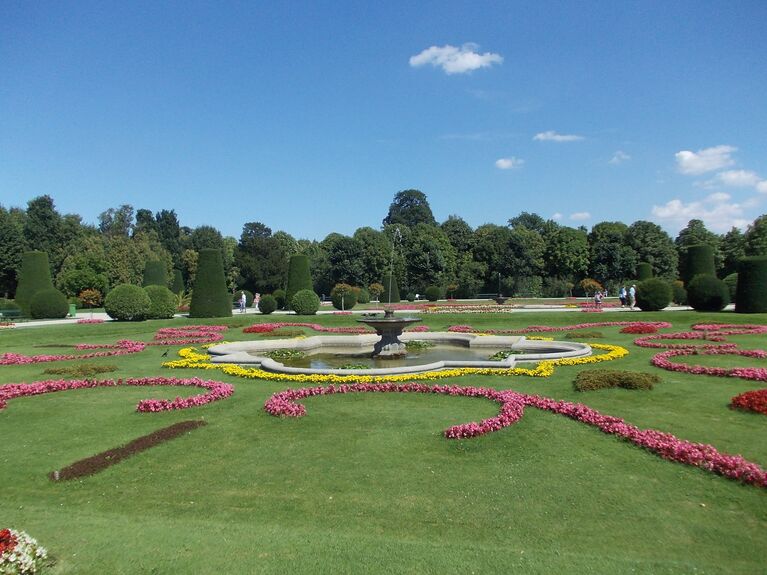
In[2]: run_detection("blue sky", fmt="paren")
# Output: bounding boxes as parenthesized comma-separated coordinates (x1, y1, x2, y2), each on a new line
(2, 1, 766, 241)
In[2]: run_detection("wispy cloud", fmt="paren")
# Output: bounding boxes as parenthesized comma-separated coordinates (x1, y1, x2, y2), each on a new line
(651, 192, 750, 232)
(570, 212, 591, 221)
(495, 157, 524, 170)
(409, 43, 503, 75)
(609, 150, 631, 165)
(675, 145, 736, 175)
(533, 130, 584, 142)
(551, 212, 563, 221)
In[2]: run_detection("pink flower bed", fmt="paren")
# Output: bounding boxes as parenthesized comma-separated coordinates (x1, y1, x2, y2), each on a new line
(730, 389, 767, 415)
(243, 322, 369, 334)
(265, 383, 767, 488)
(77, 318, 105, 324)
(448, 321, 672, 335)
(0, 376, 233, 413)
(650, 347, 767, 381)
(152, 325, 227, 345)
(1, 340, 147, 365)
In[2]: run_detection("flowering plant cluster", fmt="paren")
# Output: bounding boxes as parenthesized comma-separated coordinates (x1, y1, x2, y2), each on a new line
(620, 324, 658, 334)
(152, 325, 227, 345)
(651, 347, 767, 382)
(263, 382, 767, 488)
(0, 528, 48, 574)
(448, 321, 671, 335)
(0, 322, 15, 328)
(76, 318, 104, 324)
(332, 311, 352, 315)
(730, 389, 767, 415)
(425, 304, 517, 314)
(243, 322, 369, 334)
(0, 376, 233, 413)
(1, 339, 146, 365)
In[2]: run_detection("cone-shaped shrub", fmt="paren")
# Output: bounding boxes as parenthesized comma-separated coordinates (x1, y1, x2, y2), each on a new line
(15, 251, 54, 316)
(636, 279, 672, 311)
(144, 285, 177, 319)
(30, 288, 69, 319)
(636, 262, 653, 281)
(291, 289, 320, 315)
(735, 256, 767, 313)
(687, 274, 730, 311)
(189, 249, 232, 318)
(285, 255, 313, 310)
(171, 269, 185, 294)
(105, 284, 151, 321)
(681, 244, 715, 284)
(142, 260, 168, 287)
(381, 272, 400, 304)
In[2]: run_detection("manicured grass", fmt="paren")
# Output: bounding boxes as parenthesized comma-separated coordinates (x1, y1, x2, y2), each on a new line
(1, 310, 766, 574)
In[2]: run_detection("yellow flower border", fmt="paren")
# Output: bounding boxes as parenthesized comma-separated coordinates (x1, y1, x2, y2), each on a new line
(162, 342, 628, 384)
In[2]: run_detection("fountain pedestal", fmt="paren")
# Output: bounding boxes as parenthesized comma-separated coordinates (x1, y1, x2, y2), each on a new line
(357, 309, 422, 358)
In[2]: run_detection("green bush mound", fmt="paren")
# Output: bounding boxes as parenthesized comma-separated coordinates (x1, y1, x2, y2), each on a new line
(105, 284, 151, 321)
(636, 278, 672, 311)
(574, 369, 660, 392)
(142, 260, 168, 287)
(331, 283, 357, 310)
(272, 289, 286, 310)
(30, 288, 69, 319)
(43, 364, 118, 377)
(291, 289, 320, 315)
(144, 285, 178, 319)
(670, 280, 687, 305)
(189, 249, 232, 318)
(687, 274, 730, 312)
(424, 286, 441, 302)
(735, 256, 767, 313)
(258, 294, 278, 315)
(285, 255, 313, 310)
(565, 331, 604, 339)
(15, 251, 55, 316)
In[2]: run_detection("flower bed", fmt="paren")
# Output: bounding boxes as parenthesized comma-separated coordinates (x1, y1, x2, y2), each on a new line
(651, 348, 767, 382)
(0, 528, 47, 574)
(449, 321, 672, 335)
(264, 383, 767, 488)
(730, 389, 767, 415)
(77, 318, 105, 324)
(243, 322, 369, 335)
(620, 324, 658, 334)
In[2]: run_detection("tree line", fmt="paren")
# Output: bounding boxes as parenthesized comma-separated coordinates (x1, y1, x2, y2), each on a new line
(2, 190, 766, 301)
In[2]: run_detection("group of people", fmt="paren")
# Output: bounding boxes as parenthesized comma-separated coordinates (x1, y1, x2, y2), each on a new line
(618, 285, 637, 309)
(238, 291, 260, 313)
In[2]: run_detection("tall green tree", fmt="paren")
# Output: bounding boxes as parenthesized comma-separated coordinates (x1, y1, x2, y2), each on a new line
(401, 223, 457, 292)
(0, 206, 26, 297)
(720, 227, 747, 277)
(588, 221, 638, 287)
(352, 227, 391, 287)
(382, 189, 436, 227)
(326, 235, 366, 286)
(98, 205, 134, 238)
(55, 235, 110, 297)
(675, 219, 723, 276)
(155, 209, 183, 268)
(235, 222, 289, 293)
(23, 196, 62, 271)
(626, 221, 678, 279)
(441, 215, 475, 254)
(544, 226, 589, 280)
(744, 214, 767, 256)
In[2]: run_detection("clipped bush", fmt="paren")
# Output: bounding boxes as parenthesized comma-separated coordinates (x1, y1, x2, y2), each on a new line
(687, 274, 730, 312)
(171, 269, 185, 294)
(681, 244, 715, 284)
(291, 289, 320, 315)
(258, 294, 278, 315)
(142, 260, 168, 287)
(670, 280, 687, 306)
(574, 369, 660, 392)
(735, 256, 767, 313)
(357, 287, 370, 304)
(273, 289, 287, 310)
(330, 283, 357, 310)
(144, 285, 178, 319)
(104, 283, 151, 321)
(636, 278, 672, 311)
(424, 285, 441, 302)
(368, 283, 384, 302)
(723, 273, 738, 303)
(285, 255, 313, 310)
(30, 288, 69, 319)
(189, 249, 232, 318)
(380, 272, 400, 304)
(232, 289, 254, 307)
(636, 262, 653, 280)
(406, 292, 416, 302)
(15, 251, 54, 316)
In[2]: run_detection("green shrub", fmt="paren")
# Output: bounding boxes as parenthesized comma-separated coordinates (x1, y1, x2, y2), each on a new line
(104, 284, 151, 321)
(406, 292, 416, 302)
(285, 255, 313, 310)
(30, 288, 69, 319)
(142, 260, 168, 287)
(380, 272, 400, 304)
(636, 278, 672, 311)
(357, 287, 370, 304)
(171, 269, 185, 294)
(258, 294, 278, 315)
(687, 274, 730, 312)
(723, 273, 738, 303)
(259, 328, 305, 338)
(0, 298, 21, 313)
(273, 289, 286, 310)
(735, 256, 767, 313)
(144, 285, 178, 319)
(15, 251, 54, 316)
(636, 262, 653, 281)
(670, 280, 687, 305)
(232, 290, 254, 307)
(681, 244, 715, 284)
(189, 249, 232, 318)
(424, 286, 441, 302)
(330, 283, 357, 310)
(574, 369, 659, 392)
(291, 289, 320, 315)
(44, 364, 117, 377)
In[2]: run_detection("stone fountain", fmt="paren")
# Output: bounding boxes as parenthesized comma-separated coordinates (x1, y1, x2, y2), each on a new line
(357, 309, 422, 358)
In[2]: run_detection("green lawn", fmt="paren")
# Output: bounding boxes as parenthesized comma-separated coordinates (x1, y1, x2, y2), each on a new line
(1, 311, 766, 574)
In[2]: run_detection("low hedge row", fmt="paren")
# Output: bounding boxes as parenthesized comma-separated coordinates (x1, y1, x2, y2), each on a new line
(573, 369, 660, 392)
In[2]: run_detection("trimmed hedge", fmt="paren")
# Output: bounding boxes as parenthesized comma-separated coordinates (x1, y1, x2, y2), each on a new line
(331, 283, 357, 310)
(670, 280, 687, 306)
(144, 285, 178, 319)
(142, 260, 168, 287)
(636, 262, 653, 281)
(424, 286, 441, 302)
(381, 272, 400, 304)
(735, 256, 767, 313)
(574, 369, 660, 392)
(687, 274, 730, 312)
(171, 269, 185, 294)
(723, 273, 738, 303)
(30, 288, 69, 319)
(357, 287, 370, 304)
(291, 289, 320, 315)
(273, 289, 286, 310)
(636, 278, 672, 311)
(105, 284, 151, 321)
(258, 294, 278, 315)
(285, 255, 313, 311)
(681, 244, 715, 284)
(15, 251, 54, 316)
(189, 249, 232, 318)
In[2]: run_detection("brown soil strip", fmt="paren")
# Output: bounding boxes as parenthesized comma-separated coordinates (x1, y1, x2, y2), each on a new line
(49, 420, 206, 481)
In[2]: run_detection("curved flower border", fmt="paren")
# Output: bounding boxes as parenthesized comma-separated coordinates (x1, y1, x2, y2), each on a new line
(651, 348, 767, 382)
(449, 321, 672, 335)
(0, 376, 234, 413)
(264, 383, 767, 488)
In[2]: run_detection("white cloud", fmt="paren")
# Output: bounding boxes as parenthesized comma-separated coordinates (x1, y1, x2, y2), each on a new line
(533, 130, 584, 142)
(675, 145, 736, 175)
(716, 169, 761, 187)
(758, 181, 767, 193)
(409, 43, 503, 75)
(495, 157, 524, 170)
(609, 150, 631, 164)
(570, 212, 591, 221)
(651, 192, 750, 232)
(551, 212, 563, 221)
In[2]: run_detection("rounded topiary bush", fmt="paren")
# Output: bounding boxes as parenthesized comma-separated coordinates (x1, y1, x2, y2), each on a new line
(272, 289, 287, 309)
(356, 287, 370, 304)
(30, 288, 69, 319)
(687, 274, 730, 312)
(291, 289, 320, 315)
(258, 294, 277, 315)
(636, 262, 653, 281)
(723, 273, 738, 303)
(735, 256, 767, 313)
(144, 285, 178, 319)
(636, 278, 672, 311)
(424, 286, 441, 302)
(670, 280, 687, 306)
(330, 283, 357, 310)
(105, 283, 151, 321)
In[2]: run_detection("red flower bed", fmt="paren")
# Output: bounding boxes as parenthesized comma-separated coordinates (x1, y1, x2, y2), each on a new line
(620, 324, 658, 334)
(0, 528, 16, 556)
(730, 389, 767, 415)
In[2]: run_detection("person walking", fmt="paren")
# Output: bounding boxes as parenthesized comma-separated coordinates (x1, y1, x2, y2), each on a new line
(629, 285, 637, 309)
(253, 292, 260, 312)
(239, 291, 247, 313)
(619, 286, 627, 307)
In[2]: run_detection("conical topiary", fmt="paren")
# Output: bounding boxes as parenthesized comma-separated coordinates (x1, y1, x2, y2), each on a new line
(735, 256, 767, 313)
(681, 244, 715, 284)
(142, 260, 168, 287)
(189, 249, 232, 318)
(171, 268, 185, 294)
(285, 254, 313, 310)
(15, 251, 54, 316)
(380, 272, 400, 304)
